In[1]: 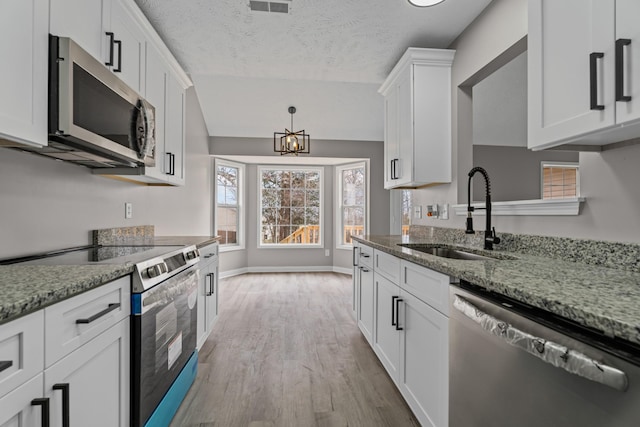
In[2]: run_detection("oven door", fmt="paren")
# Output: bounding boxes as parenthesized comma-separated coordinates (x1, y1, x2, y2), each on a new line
(131, 266, 198, 427)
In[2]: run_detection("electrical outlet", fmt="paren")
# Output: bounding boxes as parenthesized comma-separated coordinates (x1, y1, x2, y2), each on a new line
(414, 205, 422, 219)
(125, 202, 133, 219)
(325, 249, 330, 257)
(440, 203, 449, 220)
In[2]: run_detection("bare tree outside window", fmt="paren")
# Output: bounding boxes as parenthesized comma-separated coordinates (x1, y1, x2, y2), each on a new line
(340, 165, 365, 245)
(216, 164, 240, 245)
(260, 168, 322, 245)
(402, 190, 411, 236)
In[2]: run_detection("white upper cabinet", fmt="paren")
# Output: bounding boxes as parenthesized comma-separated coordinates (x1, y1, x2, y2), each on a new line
(108, 0, 146, 93)
(143, 43, 168, 180)
(50, 0, 107, 61)
(165, 74, 186, 185)
(0, 0, 48, 147)
(528, 0, 640, 150)
(379, 48, 454, 189)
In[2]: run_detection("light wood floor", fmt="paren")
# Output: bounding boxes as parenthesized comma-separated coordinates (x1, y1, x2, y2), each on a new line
(170, 272, 420, 427)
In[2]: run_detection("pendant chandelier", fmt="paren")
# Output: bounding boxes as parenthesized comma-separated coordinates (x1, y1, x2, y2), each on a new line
(273, 106, 310, 156)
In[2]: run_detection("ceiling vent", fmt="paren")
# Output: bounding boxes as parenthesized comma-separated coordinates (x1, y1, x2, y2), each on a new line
(249, 0, 291, 14)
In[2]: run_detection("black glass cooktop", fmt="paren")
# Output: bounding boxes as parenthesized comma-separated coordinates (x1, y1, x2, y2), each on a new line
(0, 245, 185, 266)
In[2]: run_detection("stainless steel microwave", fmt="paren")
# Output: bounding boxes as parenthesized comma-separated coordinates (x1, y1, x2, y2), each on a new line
(19, 35, 156, 168)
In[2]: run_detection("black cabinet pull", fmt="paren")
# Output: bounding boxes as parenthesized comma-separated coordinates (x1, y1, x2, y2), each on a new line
(172, 153, 176, 176)
(75, 303, 120, 324)
(53, 383, 70, 427)
(391, 296, 398, 326)
(360, 253, 370, 258)
(359, 266, 370, 273)
(590, 52, 605, 110)
(616, 38, 632, 102)
(352, 247, 358, 267)
(206, 273, 215, 296)
(105, 32, 115, 66)
(395, 298, 404, 331)
(113, 40, 122, 72)
(391, 158, 400, 180)
(0, 360, 12, 373)
(31, 398, 50, 427)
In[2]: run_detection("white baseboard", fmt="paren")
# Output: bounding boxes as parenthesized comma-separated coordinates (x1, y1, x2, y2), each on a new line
(219, 266, 353, 278)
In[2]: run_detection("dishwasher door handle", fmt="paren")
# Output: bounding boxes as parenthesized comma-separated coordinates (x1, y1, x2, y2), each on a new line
(453, 295, 629, 392)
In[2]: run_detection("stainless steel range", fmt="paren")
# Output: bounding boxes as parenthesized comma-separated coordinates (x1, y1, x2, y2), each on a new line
(0, 244, 201, 427)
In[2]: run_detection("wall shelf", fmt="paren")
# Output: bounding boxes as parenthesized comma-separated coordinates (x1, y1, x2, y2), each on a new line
(452, 197, 585, 216)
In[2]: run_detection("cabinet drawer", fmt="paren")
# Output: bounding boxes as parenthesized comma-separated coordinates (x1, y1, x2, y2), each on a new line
(375, 250, 400, 283)
(199, 242, 218, 260)
(359, 244, 374, 269)
(44, 276, 131, 367)
(0, 311, 44, 399)
(400, 261, 449, 316)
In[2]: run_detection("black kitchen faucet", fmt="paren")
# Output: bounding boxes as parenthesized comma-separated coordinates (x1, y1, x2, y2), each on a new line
(466, 166, 500, 250)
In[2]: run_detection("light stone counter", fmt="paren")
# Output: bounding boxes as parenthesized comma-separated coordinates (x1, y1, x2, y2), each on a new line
(0, 264, 133, 325)
(354, 234, 640, 348)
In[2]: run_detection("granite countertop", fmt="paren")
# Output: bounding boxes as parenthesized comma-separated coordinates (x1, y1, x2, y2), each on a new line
(0, 264, 133, 325)
(153, 235, 221, 249)
(354, 235, 640, 347)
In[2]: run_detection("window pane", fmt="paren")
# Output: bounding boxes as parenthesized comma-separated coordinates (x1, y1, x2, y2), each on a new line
(292, 172, 305, 188)
(291, 190, 305, 207)
(217, 185, 226, 204)
(307, 190, 320, 207)
(278, 189, 291, 207)
(291, 208, 305, 225)
(262, 189, 277, 208)
(306, 172, 319, 189)
(305, 207, 320, 225)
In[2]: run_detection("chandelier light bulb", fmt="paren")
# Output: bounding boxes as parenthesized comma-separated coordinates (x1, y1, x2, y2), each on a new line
(408, 0, 445, 7)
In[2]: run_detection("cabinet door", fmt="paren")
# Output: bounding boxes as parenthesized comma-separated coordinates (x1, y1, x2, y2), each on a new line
(398, 290, 448, 427)
(44, 320, 129, 427)
(205, 264, 219, 334)
(528, 0, 615, 149)
(50, 0, 107, 61)
(0, 374, 44, 427)
(165, 74, 186, 185)
(396, 69, 413, 187)
(615, 0, 640, 124)
(144, 43, 168, 180)
(383, 87, 400, 189)
(373, 274, 400, 381)
(357, 265, 374, 346)
(109, 0, 146, 93)
(351, 245, 360, 321)
(0, 0, 48, 147)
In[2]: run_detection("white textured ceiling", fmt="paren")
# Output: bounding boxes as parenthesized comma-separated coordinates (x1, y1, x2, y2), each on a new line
(134, 0, 492, 84)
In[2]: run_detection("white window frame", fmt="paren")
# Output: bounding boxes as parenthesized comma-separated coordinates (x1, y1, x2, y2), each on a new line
(214, 158, 245, 252)
(257, 165, 324, 249)
(335, 161, 369, 250)
(540, 161, 580, 200)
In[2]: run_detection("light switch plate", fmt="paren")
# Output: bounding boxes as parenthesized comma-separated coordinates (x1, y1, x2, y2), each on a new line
(440, 203, 449, 220)
(125, 202, 133, 219)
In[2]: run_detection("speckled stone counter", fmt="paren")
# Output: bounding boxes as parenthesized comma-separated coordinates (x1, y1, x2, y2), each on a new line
(152, 236, 221, 249)
(0, 264, 133, 325)
(353, 234, 640, 347)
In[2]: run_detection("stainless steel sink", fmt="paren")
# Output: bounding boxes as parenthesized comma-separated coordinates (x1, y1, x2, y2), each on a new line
(397, 244, 516, 261)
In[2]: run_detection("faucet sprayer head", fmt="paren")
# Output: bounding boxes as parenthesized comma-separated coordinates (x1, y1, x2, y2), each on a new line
(465, 212, 475, 234)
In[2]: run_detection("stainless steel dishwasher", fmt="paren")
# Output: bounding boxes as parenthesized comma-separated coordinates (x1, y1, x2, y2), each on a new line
(449, 281, 640, 427)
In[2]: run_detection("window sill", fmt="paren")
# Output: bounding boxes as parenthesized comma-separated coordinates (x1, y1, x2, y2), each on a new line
(258, 244, 324, 249)
(219, 245, 246, 253)
(452, 197, 585, 216)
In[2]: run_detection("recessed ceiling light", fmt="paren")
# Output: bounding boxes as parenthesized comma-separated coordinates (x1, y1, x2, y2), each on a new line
(408, 0, 446, 7)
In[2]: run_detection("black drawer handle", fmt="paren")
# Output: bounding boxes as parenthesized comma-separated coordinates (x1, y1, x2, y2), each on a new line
(105, 32, 115, 66)
(31, 398, 50, 427)
(0, 360, 12, 373)
(359, 267, 370, 273)
(395, 298, 404, 331)
(616, 38, 632, 102)
(204, 253, 215, 259)
(360, 253, 370, 258)
(53, 383, 70, 427)
(590, 52, 605, 110)
(76, 303, 120, 324)
(113, 39, 122, 73)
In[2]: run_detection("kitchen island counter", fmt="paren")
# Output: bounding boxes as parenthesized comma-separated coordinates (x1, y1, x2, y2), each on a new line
(353, 234, 640, 348)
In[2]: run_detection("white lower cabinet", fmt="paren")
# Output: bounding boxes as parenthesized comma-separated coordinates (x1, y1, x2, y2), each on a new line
(197, 242, 219, 349)
(44, 319, 129, 427)
(0, 374, 44, 427)
(398, 288, 448, 427)
(357, 263, 374, 346)
(355, 243, 449, 427)
(373, 273, 401, 380)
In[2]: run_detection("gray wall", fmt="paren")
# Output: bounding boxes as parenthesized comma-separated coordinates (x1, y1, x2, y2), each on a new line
(211, 137, 388, 273)
(409, 0, 640, 244)
(472, 146, 579, 201)
(0, 87, 212, 258)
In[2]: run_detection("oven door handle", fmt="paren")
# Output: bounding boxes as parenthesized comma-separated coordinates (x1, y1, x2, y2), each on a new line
(453, 295, 629, 392)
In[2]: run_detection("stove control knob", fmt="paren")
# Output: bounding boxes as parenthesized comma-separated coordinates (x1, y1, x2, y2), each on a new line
(186, 249, 199, 260)
(146, 264, 164, 278)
